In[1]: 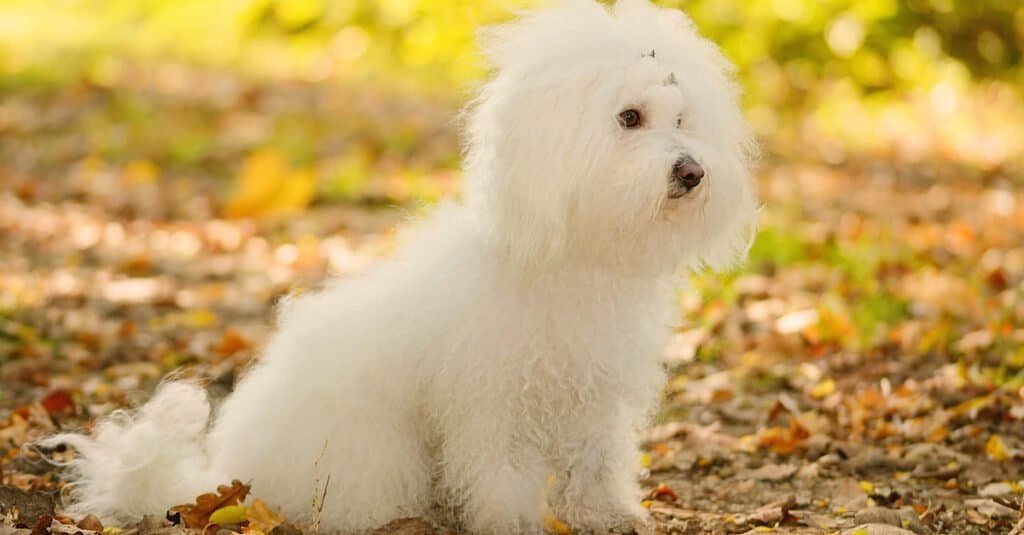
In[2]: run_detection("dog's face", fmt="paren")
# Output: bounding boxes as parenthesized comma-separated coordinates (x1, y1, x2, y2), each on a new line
(465, 0, 758, 272)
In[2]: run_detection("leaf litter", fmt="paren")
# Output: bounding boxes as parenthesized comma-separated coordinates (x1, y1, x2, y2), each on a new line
(1, 70, 1023, 534)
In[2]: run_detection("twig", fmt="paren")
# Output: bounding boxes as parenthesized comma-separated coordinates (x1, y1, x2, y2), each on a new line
(1007, 496, 1024, 535)
(319, 475, 331, 514)
(311, 440, 330, 534)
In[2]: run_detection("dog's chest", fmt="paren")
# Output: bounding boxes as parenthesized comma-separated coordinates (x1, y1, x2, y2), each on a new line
(499, 284, 670, 408)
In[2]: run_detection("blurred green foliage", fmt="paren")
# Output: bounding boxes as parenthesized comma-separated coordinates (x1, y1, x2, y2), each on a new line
(2, 0, 1022, 200)
(2, 0, 1021, 96)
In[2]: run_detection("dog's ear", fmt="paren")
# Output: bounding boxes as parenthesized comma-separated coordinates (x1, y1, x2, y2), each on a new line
(463, 82, 574, 266)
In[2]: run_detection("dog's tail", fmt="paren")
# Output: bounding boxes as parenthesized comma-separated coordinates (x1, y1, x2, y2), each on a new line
(39, 382, 227, 523)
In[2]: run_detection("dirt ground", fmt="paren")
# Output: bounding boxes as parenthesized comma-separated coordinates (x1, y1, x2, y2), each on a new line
(1, 83, 1023, 535)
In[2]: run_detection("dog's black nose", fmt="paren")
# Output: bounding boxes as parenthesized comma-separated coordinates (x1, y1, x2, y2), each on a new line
(672, 158, 704, 190)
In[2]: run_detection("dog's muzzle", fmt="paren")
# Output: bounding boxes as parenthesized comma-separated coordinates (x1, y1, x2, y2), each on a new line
(668, 156, 704, 199)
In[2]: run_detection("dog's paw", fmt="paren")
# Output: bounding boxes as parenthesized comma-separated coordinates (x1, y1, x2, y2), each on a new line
(600, 517, 644, 535)
(556, 501, 647, 535)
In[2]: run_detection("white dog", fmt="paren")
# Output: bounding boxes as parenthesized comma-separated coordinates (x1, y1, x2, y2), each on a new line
(46, 0, 757, 533)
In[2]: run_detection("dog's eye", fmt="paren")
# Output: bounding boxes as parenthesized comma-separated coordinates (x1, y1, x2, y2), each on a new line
(618, 109, 642, 129)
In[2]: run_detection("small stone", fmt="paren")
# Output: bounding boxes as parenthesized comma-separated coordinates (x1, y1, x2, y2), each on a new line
(796, 462, 820, 479)
(853, 507, 929, 535)
(818, 453, 843, 467)
(978, 481, 1013, 497)
(849, 450, 907, 474)
(854, 507, 901, 526)
(831, 478, 870, 510)
(961, 459, 1004, 487)
(965, 498, 1017, 519)
(745, 463, 798, 481)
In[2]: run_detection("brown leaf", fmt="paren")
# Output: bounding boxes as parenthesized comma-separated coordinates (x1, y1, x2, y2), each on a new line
(245, 499, 284, 534)
(215, 329, 250, 356)
(650, 483, 678, 502)
(731, 496, 796, 527)
(40, 390, 75, 416)
(30, 514, 53, 535)
(77, 514, 104, 532)
(169, 480, 251, 530)
(757, 419, 810, 455)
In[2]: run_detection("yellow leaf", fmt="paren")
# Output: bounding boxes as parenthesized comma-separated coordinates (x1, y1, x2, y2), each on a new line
(640, 500, 653, 509)
(184, 309, 218, 328)
(987, 434, 1010, 461)
(639, 452, 652, 468)
(246, 499, 284, 534)
(810, 378, 836, 399)
(543, 513, 571, 535)
(859, 480, 874, 493)
(169, 480, 250, 529)
(225, 149, 316, 218)
(123, 159, 159, 183)
(273, 169, 317, 215)
(226, 150, 288, 217)
(208, 505, 248, 525)
(102, 528, 122, 535)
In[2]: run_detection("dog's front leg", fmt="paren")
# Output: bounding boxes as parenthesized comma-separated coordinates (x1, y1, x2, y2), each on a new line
(550, 428, 647, 533)
(442, 418, 547, 534)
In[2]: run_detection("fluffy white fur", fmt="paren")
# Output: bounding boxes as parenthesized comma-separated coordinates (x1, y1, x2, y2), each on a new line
(43, 1, 757, 533)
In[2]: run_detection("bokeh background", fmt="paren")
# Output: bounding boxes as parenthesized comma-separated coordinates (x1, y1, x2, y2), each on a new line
(2, 1, 1024, 533)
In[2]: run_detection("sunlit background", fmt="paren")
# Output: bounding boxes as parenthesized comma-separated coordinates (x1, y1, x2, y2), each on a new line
(2, 1, 1024, 533)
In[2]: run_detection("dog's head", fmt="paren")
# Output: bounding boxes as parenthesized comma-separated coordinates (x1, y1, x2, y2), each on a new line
(464, 0, 758, 273)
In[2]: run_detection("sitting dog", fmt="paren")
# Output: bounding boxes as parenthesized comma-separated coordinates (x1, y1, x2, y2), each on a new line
(46, 0, 758, 532)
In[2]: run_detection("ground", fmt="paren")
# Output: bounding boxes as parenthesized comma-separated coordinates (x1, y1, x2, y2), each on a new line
(1, 77, 1023, 535)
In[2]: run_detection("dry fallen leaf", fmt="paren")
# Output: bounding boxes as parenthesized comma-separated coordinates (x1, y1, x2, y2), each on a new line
(225, 149, 317, 218)
(731, 496, 797, 527)
(169, 480, 251, 530)
(986, 434, 1011, 461)
(40, 390, 75, 416)
(246, 499, 285, 534)
(215, 329, 250, 356)
(651, 483, 678, 502)
(76, 514, 104, 532)
(757, 419, 810, 455)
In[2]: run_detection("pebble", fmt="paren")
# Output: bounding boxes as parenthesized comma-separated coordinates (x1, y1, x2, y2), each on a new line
(978, 481, 1013, 496)
(964, 498, 1017, 519)
(853, 507, 929, 535)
